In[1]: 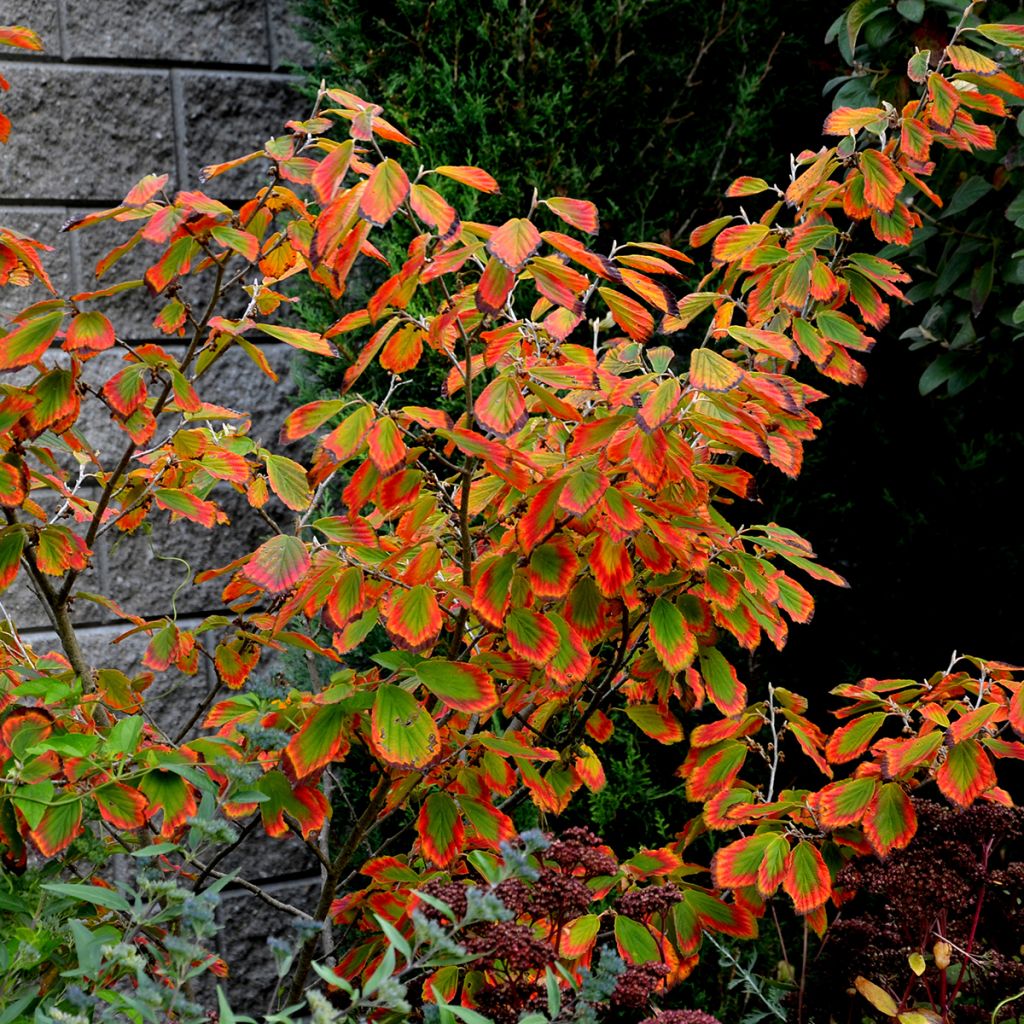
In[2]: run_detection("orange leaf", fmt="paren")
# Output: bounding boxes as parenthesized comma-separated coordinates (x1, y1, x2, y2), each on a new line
(598, 287, 654, 342)
(543, 196, 599, 235)
(432, 165, 500, 193)
(359, 158, 410, 227)
(243, 535, 311, 593)
(486, 217, 542, 273)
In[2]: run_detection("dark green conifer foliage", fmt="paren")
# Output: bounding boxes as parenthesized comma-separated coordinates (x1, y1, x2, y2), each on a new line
(298, 0, 832, 243)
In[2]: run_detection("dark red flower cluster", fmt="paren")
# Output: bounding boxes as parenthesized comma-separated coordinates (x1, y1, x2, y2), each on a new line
(610, 962, 670, 1008)
(617, 883, 683, 920)
(465, 921, 555, 972)
(545, 827, 619, 878)
(639, 1012, 722, 1024)
(800, 799, 1024, 1022)
(416, 879, 468, 922)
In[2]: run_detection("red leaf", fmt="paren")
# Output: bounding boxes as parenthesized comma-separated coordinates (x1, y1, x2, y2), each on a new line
(823, 107, 886, 135)
(64, 311, 115, 351)
(623, 704, 684, 743)
(547, 613, 592, 685)
(29, 799, 83, 857)
(154, 488, 223, 528)
(284, 704, 349, 778)
(529, 256, 588, 312)
(689, 348, 743, 393)
(458, 795, 515, 851)
(712, 833, 768, 888)
(280, 399, 347, 444)
(725, 175, 772, 197)
(93, 783, 147, 830)
(415, 660, 498, 713)
(825, 712, 888, 763)
(649, 598, 697, 673)
(927, 72, 960, 129)
(312, 139, 354, 205)
(473, 553, 516, 628)
(858, 149, 903, 214)
(698, 647, 746, 717)
(589, 532, 633, 596)
(139, 770, 197, 838)
(817, 777, 878, 828)
(637, 378, 681, 433)
(0, 25, 44, 51)
(102, 364, 148, 416)
(0, 310, 63, 370)
(558, 468, 609, 516)
(255, 323, 337, 357)
(409, 183, 459, 240)
(712, 223, 770, 262)
(366, 417, 407, 476)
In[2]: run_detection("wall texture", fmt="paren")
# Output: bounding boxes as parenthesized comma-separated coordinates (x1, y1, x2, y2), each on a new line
(1, 0, 323, 1006)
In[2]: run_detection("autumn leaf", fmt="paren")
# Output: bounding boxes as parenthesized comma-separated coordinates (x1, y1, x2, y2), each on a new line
(543, 196, 599, 235)
(486, 218, 542, 273)
(243, 535, 311, 593)
(431, 165, 500, 193)
(359, 158, 410, 227)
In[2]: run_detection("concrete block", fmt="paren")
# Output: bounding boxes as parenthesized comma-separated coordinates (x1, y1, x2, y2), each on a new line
(178, 71, 301, 199)
(102, 489, 275, 620)
(68, 620, 219, 739)
(0, 206, 73, 321)
(4, 540, 105, 632)
(266, 0, 317, 70)
(0, 64, 175, 202)
(218, 828, 316, 885)
(217, 877, 321, 1009)
(0, 2, 60, 58)
(62, 0, 271, 65)
(68, 207, 259, 341)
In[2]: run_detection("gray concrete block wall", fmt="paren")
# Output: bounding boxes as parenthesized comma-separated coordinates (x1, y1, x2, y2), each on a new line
(1, 1, 325, 1006)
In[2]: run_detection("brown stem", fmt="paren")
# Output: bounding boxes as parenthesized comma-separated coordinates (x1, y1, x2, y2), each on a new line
(285, 778, 390, 1004)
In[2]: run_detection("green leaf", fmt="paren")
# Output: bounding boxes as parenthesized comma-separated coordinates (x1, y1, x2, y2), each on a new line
(649, 597, 697, 673)
(371, 684, 440, 768)
(896, 0, 924, 21)
(941, 176, 992, 219)
(614, 915, 660, 963)
(0, 310, 63, 370)
(12, 780, 54, 829)
(414, 661, 498, 713)
(42, 881, 131, 913)
(919, 352, 959, 396)
(845, 0, 889, 54)
(545, 966, 561, 1018)
(373, 912, 412, 964)
(107, 715, 144, 756)
(264, 454, 312, 511)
